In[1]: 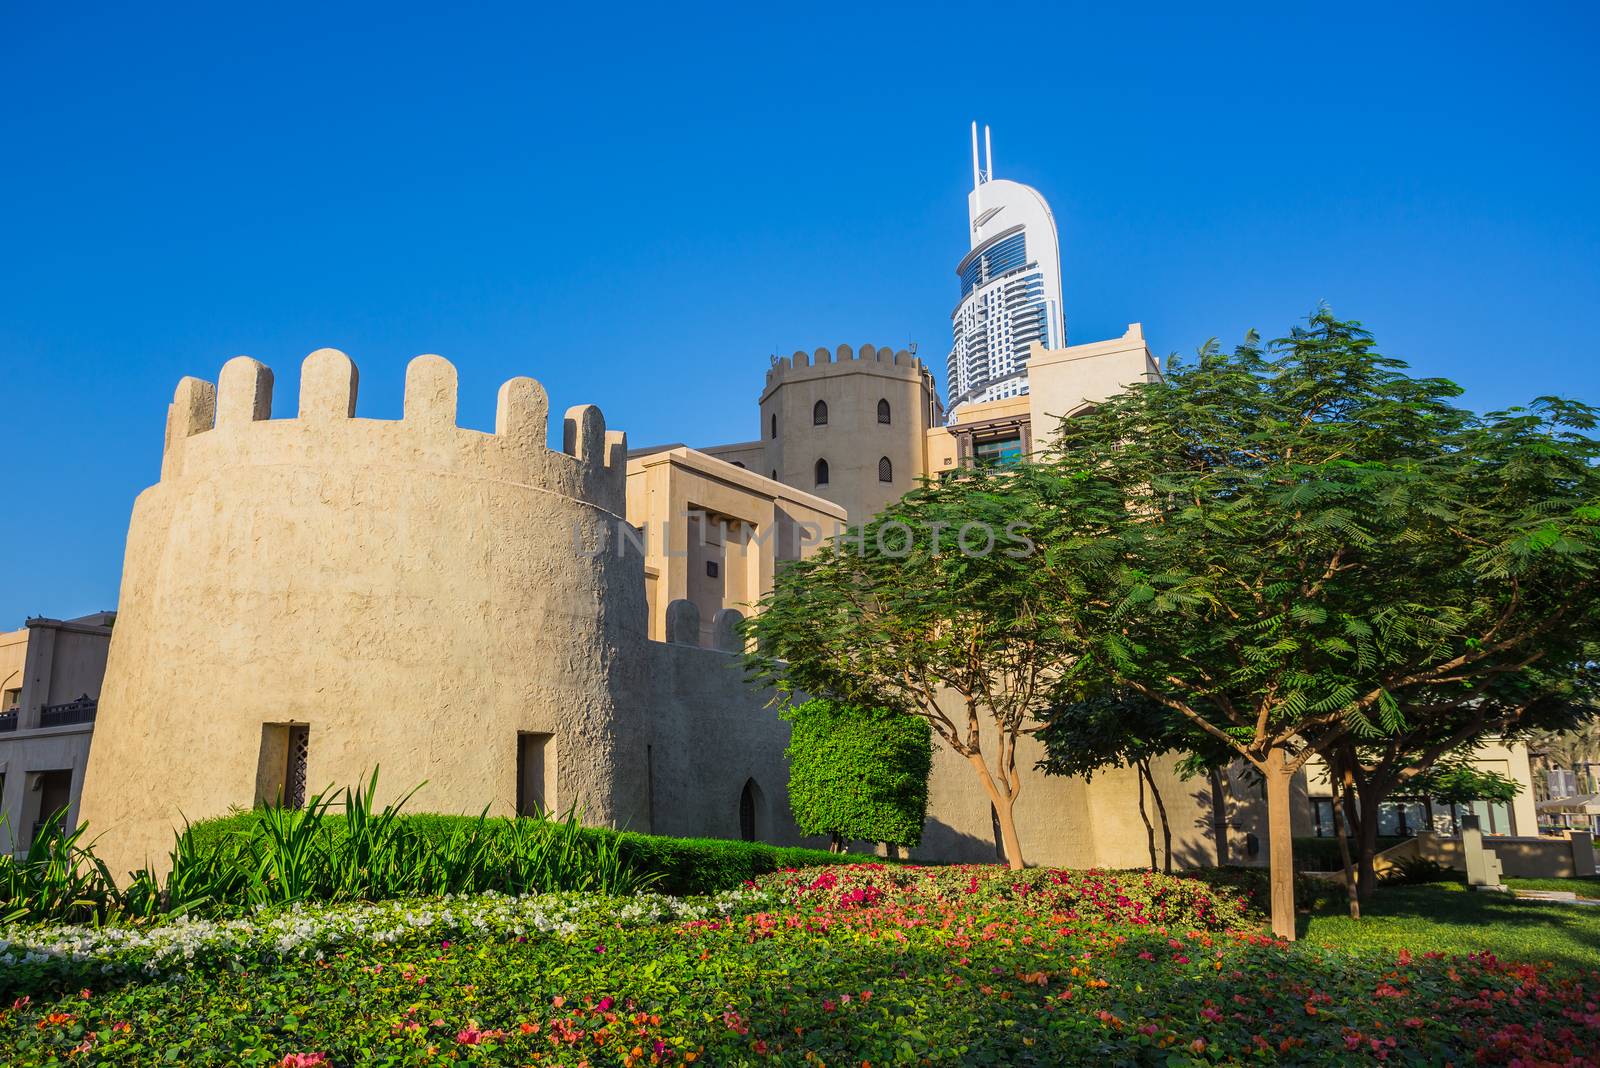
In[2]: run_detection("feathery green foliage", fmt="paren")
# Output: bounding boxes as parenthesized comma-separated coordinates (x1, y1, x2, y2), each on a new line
(746, 461, 1097, 869)
(1033, 308, 1600, 934)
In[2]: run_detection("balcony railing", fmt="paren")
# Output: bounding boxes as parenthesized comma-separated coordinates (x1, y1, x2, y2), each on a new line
(0, 708, 16, 732)
(38, 695, 97, 729)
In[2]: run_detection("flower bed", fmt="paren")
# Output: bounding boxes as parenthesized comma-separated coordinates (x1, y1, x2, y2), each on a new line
(1, 865, 1596, 1066)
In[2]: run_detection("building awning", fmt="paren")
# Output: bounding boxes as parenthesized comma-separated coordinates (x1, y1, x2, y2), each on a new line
(1536, 794, 1600, 814)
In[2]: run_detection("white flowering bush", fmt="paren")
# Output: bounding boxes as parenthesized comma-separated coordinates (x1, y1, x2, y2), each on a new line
(0, 884, 783, 989)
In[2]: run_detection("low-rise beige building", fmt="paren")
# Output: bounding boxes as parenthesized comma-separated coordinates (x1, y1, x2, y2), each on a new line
(0, 612, 114, 855)
(1293, 740, 1541, 842)
(624, 446, 845, 645)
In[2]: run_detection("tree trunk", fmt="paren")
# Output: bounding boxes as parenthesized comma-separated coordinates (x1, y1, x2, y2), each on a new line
(829, 832, 843, 854)
(1208, 766, 1230, 866)
(994, 794, 1024, 870)
(885, 842, 901, 860)
(1264, 746, 1297, 941)
(1353, 778, 1383, 903)
(968, 752, 1025, 870)
(1331, 763, 1360, 920)
(1136, 761, 1158, 872)
(1146, 759, 1174, 875)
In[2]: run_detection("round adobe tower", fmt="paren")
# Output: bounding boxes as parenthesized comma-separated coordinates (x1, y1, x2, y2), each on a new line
(76, 349, 648, 876)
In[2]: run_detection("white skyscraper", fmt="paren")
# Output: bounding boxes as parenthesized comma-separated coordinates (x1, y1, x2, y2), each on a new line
(946, 123, 1065, 412)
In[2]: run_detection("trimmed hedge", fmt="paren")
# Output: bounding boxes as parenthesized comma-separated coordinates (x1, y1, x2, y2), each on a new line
(179, 810, 858, 896)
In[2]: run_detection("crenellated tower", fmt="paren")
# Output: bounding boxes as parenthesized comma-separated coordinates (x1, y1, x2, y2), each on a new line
(77, 349, 650, 876)
(754, 343, 943, 522)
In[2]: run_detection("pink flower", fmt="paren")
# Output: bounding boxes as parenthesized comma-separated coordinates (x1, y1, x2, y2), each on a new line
(277, 1055, 329, 1068)
(597, 997, 615, 1012)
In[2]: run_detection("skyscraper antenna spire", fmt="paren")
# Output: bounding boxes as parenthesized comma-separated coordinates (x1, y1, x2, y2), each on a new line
(984, 124, 992, 180)
(970, 121, 982, 206)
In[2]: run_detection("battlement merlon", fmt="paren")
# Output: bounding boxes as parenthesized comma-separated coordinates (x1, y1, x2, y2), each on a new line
(762, 343, 926, 390)
(157, 349, 629, 514)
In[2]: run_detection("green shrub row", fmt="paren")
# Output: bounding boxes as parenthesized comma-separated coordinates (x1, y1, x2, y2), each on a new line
(1, 773, 859, 925)
(184, 810, 860, 899)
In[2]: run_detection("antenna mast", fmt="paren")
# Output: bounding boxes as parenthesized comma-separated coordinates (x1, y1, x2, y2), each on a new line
(970, 121, 982, 213)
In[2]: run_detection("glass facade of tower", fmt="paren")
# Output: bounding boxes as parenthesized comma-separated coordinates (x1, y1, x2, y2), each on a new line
(947, 227, 1058, 408)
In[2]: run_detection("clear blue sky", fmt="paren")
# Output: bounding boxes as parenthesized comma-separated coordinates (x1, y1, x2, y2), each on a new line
(2, 3, 1597, 626)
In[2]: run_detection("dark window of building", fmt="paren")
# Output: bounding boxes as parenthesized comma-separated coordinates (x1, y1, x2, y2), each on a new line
(705, 560, 719, 578)
(517, 732, 553, 817)
(732, 461, 745, 469)
(878, 456, 893, 482)
(31, 769, 74, 844)
(740, 778, 760, 841)
(877, 398, 891, 424)
(770, 413, 777, 439)
(770, 470, 777, 481)
(813, 400, 828, 426)
(814, 458, 829, 486)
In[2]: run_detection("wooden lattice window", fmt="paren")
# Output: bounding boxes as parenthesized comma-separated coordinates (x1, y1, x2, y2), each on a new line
(287, 725, 310, 809)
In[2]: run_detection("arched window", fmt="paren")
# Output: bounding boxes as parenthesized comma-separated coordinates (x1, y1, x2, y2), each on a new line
(770, 470, 777, 481)
(813, 400, 828, 426)
(877, 398, 891, 424)
(770, 413, 777, 439)
(740, 778, 762, 841)
(814, 458, 830, 486)
(878, 456, 893, 482)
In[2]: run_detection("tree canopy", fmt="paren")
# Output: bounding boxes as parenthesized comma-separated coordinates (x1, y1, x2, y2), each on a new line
(1033, 309, 1600, 936)
(745, 461, 1101, 868)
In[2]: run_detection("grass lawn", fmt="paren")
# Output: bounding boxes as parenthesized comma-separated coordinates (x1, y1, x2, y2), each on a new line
(1302, 879, 1600, 973)
(2, 865, 1597, 1066)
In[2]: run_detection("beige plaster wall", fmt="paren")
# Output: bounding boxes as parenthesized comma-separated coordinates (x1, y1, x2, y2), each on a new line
(698, 441, 767, 474)
(641, 635, 813, 846)
(625, 447, 844, 645)
(78, 350, 650, 876)
(642, 624, 1240, 869)
(913, 711, 1227, 869)
(1026, 325, 1161, 438)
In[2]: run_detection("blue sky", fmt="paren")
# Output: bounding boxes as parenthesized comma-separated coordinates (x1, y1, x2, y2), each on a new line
(2, 3, 1597, 626)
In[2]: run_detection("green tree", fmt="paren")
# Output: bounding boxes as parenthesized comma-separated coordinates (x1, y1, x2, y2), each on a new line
(1320, 658, 1597, 908)
(782, 699, 933, 853)
(1035, 310, 1600, 938)
(746, 462, 1103, 869)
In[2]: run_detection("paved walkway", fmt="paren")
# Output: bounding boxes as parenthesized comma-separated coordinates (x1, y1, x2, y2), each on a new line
(1513, 888, 1600, 907)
